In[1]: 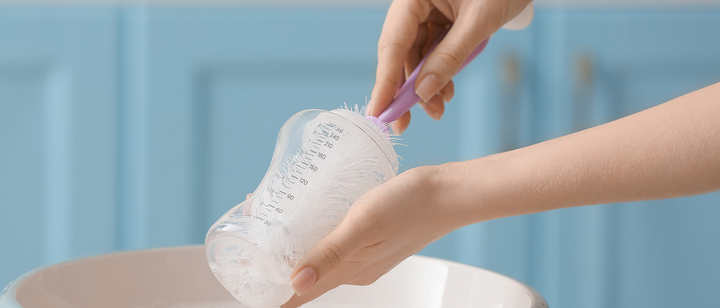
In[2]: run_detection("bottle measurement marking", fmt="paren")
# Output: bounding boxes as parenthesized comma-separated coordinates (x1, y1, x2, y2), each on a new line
(257, 120, 345, 228)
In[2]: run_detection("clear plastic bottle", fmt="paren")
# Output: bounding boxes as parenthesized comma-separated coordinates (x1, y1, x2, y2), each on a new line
(206, 108, 398, 308)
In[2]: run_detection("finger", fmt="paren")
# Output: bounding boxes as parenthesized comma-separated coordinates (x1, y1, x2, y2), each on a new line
(425, 20, 448, 53)
(369, 0, 434, 117)
(246, 193, 251, 200)
(405, 24, 428, 80)
(415, 1, 502, 103)
(425, 7, 453, 26)
(439, 79, 454, 103)
(285, 245, 403, 308)
(391, 110, 411, 135)
(282, 276, 340, 308)
(289, 217, 369, 296)
(282, 260, 364, 308)
(406, 16, 447, 88)
(284, 241, 395, 308)
(419, 94, 445, 120)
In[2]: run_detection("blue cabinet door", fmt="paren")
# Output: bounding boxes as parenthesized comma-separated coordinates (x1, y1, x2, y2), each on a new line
(0, 7, 118, 287)
(532, 9, 720, 308)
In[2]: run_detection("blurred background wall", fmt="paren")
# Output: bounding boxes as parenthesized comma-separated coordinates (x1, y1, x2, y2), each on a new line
(1, 1, 720, 307)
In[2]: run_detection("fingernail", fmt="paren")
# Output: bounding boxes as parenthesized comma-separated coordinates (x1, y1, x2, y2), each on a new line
(431, 111, 442, 120)
(427, 107, 442, 120)
(291, 267, 316, 296)
(439, 88, 451, 103)
(420, 100, 442, 120)
(415, 74, 442, 103)
(391, 123, 404, 135)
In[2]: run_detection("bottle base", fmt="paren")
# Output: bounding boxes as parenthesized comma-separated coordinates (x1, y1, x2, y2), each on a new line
(206, 234, 294, 308)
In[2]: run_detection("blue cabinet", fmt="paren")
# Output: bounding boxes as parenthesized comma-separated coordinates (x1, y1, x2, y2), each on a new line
(1, 5, 719, 308)
(0, 8, 118, 287)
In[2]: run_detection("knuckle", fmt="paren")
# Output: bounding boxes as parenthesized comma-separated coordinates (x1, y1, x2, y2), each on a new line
(377, 39, 405, 56)
(405, 0, 431, 25)
(433, 46, 465, 73)
(320, 242, 347, 271)
(376, 74, 400, 90)
(474, 0, 510, 30)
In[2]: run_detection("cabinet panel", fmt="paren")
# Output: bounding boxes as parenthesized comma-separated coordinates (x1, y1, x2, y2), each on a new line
(0, 8, 117, 287)
(533, 9, 720, 308)
(0, 66, 47, 288)
(620, 195, 720, 308)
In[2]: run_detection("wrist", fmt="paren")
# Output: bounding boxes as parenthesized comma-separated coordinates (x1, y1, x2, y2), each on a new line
(405, 150, 535, 229)
(433, 151, 532, 226)
(422, 160, 493, 228)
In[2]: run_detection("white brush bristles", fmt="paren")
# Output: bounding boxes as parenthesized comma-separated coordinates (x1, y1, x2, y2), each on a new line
(249, 106, 399, 265)
(208, 106, 400, 308)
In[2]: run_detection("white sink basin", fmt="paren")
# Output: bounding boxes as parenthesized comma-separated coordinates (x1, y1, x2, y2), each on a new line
(0, 246, 547, 308)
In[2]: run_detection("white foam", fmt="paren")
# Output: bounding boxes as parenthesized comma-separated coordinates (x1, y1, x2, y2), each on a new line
(217, 266, 289, 308)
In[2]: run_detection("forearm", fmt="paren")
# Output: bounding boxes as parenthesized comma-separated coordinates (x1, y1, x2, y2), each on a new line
(439, 82, 720, 225)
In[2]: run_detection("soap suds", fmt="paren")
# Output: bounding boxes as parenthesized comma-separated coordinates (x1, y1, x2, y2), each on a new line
(209, 262, 291, 308)
(218, 267, 276, 308)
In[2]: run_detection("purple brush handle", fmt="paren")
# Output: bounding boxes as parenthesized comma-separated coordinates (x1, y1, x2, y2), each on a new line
(376, 32, 489, 124)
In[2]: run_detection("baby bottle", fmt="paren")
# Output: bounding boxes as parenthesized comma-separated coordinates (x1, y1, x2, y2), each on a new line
(205, 108, 398, 308)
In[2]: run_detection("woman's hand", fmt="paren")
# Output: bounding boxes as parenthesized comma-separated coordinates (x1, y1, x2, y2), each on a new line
(369, 0, 532, 134)
(281, 165, 472, 308)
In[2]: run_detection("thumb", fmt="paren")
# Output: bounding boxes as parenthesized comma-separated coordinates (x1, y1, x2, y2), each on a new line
(289, 220, 366, 296)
